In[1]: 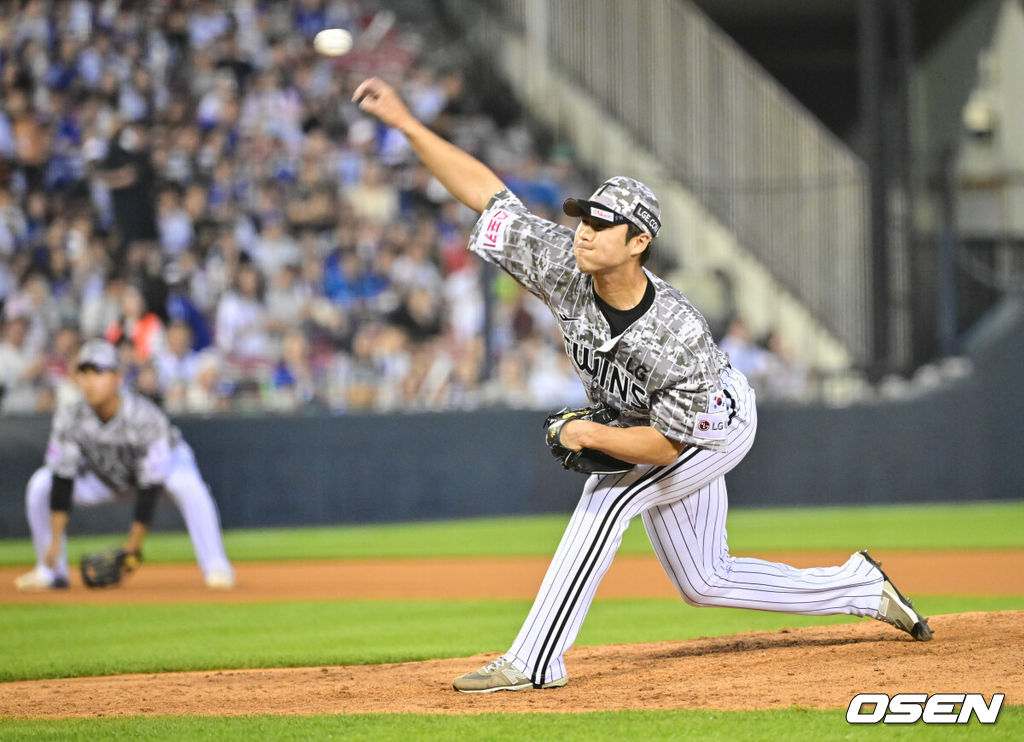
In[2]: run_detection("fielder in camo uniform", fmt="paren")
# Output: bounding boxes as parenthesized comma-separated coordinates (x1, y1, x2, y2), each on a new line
(353, 77, 932, 693)
(14, 339, 235, 591)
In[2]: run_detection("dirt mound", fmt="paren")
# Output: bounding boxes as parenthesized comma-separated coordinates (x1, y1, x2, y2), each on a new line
(2, 611, 1019, 717)
(3, 550, 1022, 604)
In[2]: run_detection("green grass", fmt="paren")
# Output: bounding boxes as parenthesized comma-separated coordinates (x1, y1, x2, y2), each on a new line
(1, 595, 1020, 683)
(2, 504, 1021, 738)
(0, 502, 1021, 566)
(1, 707, 1021, 742)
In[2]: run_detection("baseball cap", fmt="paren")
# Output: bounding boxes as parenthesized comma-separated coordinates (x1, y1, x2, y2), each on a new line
(562, 176, 662, 238)
(77, 339, 120, 372)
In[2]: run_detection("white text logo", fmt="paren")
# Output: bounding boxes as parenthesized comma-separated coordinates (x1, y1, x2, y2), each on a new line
(846, 693, 1004, 724)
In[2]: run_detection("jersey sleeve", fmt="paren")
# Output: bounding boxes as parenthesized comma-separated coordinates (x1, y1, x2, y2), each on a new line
(44, 404, 83, 479)
(467, 189, 578, 301)
(649, 378, 731, 453)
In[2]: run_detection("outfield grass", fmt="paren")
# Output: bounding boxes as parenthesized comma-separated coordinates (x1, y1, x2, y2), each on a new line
(0, 501, 1021, 566)
(1, 707, 1021, 742)
(3, 503, 1020, 739)
(1, 595, 1020, 682)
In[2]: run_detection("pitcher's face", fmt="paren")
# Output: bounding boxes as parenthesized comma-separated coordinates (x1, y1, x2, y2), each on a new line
(573, 217, 647, 275)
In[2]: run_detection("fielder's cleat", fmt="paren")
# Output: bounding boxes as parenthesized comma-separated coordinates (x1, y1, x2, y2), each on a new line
(204, 569, 236, 590)
(14, 568, 70, 592)
(859, 551, 933, 641)
(453, 657, 568, 693)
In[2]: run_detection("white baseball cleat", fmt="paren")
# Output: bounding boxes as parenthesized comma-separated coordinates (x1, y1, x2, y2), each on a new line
(452, 656, 568, 693)
(15, 568, 69, 592)
(204, 569, 236, 590)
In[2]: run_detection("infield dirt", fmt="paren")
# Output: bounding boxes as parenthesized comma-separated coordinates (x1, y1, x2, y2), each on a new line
(2, 551, 1022, 716)
(3, 549, 1023, 603)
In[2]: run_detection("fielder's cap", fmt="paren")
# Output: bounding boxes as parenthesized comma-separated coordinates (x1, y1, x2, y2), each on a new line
(77, 339, 120, 372)
(562, 176, 662, 238)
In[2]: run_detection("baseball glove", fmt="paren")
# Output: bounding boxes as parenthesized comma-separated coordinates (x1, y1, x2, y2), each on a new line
(80, 547, 142, 588)
(544, 406, 636, 475)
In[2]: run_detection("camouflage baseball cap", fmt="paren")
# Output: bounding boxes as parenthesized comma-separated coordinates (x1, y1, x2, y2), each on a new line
(562, 176, 661, 237)
(77, 339, 120, 372)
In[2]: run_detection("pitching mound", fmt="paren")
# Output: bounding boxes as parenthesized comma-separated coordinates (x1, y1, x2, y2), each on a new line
(2, 611, 1019, 717)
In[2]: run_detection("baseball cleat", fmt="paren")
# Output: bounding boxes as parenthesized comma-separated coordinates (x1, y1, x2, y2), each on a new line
(204, 569, 236, 590)
(453, 657, 568, 693)
(858, 551, 933, 641)
(14, 568, 70, 592)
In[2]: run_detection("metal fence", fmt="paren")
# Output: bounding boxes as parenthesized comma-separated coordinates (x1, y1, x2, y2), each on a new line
(442, 0, 873, 362)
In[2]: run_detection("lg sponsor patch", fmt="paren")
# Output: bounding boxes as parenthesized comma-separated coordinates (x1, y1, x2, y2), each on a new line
(693, 411, 729, 440)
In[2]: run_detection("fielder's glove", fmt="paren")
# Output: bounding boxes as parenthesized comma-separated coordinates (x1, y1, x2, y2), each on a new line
(80, 547, 142, 588)
(544, 406, 636, 475)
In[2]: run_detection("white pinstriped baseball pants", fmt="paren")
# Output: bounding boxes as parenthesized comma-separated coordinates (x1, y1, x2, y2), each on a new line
(505, 368, 884, 687)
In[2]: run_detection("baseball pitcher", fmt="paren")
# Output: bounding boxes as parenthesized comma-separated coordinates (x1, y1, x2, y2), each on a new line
(14, 339, 235, 591)
(353, 77, 932, 693)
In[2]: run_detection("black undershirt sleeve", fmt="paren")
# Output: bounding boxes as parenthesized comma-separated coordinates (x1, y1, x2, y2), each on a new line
(50, 476, 74, 512)
(133, 486, 161, 525)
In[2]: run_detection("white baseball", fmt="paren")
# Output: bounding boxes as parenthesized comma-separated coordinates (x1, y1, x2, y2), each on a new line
(313, 28, 353, 57)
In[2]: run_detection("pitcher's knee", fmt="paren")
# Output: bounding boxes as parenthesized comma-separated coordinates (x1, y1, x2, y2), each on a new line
(677, 563, 736, 607)
(681, 585, 733, 608)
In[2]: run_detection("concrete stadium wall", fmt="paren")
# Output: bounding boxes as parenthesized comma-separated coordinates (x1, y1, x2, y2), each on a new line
(1, 297, 1021, 538)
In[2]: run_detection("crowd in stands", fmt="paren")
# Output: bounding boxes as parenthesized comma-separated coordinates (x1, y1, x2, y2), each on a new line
(0, 0, 806, 417)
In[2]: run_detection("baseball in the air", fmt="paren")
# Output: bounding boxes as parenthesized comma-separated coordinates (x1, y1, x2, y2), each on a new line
(313, 28, 353, 56)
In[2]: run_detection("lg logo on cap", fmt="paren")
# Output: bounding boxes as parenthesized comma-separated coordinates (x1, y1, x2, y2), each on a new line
(632, 204, 660, 234)
(846, 693, 1004, 724)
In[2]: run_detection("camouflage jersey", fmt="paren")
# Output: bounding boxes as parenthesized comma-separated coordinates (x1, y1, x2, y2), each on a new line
(468, 189, 741, 453)
(45, 390, 183, 493)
